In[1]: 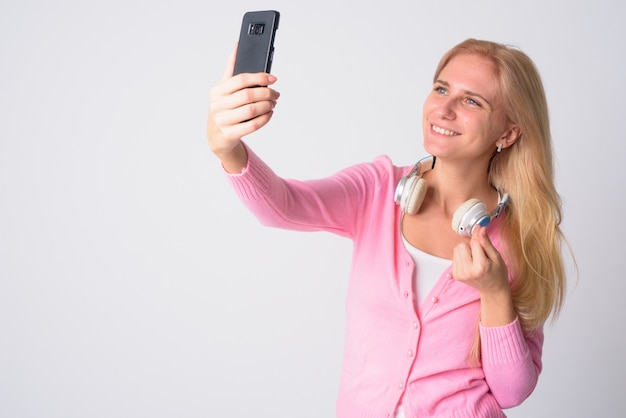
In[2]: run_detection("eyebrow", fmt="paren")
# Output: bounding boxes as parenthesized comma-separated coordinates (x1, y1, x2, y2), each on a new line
(435, 79, 494, 109)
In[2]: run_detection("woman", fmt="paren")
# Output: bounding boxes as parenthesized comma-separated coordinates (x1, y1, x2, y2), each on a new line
(207, 39, 568, 417)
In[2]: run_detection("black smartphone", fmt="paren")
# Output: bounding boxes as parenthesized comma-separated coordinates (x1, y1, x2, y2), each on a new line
(233, 10, 280, 75)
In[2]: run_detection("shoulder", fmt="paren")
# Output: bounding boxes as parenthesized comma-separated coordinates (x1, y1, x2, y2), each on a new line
(339, 154, 411, 185)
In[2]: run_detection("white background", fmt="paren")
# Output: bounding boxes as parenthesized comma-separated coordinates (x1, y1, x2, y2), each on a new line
(1, 1, 624, 417)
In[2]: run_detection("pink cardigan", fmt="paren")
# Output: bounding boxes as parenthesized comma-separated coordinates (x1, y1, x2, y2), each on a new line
(226, 145, 543, 418)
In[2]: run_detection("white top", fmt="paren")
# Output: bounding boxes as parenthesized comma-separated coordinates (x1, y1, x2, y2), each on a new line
(401, 235, 451, 307)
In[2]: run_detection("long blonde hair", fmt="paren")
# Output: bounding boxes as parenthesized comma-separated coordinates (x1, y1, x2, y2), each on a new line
(434, 39, 569, 337)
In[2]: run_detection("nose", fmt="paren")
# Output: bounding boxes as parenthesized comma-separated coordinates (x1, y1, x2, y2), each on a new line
(437, 97, 456, 120)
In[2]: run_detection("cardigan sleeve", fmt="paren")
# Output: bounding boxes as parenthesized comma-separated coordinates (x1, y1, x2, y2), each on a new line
(225, 143, 393, 239)
(479, 317, 543, 409)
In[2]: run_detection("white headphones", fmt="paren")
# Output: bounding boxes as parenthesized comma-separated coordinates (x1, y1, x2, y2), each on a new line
(394, 156, 509, 237)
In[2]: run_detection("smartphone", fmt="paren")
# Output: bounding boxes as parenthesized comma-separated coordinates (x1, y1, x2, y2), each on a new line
(233, 10, 280, 75)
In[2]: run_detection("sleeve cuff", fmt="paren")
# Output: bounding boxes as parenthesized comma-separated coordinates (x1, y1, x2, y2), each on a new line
(224, 143, 276, 201)
(479, 316, 529, 366)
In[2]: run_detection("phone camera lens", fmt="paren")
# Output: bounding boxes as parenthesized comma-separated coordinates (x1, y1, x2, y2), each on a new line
(248, 23, 265, 35)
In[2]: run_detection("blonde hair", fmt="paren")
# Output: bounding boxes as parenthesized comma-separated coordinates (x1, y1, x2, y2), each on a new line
(434, 39, 569, 342)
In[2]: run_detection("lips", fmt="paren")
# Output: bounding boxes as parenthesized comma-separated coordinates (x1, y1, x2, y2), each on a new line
(431, 124, 460, 136)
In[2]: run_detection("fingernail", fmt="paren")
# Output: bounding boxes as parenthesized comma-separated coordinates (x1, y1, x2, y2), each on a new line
(268, 75, 277, 83)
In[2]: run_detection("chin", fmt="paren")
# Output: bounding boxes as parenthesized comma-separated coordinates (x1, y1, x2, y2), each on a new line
(423, 141, 446, 157)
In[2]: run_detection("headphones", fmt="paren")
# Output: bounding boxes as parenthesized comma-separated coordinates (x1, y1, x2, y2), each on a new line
(394, 156, 509, 237)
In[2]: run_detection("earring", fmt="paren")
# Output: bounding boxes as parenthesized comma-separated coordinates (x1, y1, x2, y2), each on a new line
(496, 142, 503, 153)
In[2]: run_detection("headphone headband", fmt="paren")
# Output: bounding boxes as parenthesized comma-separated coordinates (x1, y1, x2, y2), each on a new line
(412, 155, 436, 178)
(494, 193, 509, 219)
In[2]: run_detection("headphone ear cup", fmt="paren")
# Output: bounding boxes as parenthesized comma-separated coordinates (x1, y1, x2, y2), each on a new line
(404, 177, 428, 215)
(451, 198, 488, 236)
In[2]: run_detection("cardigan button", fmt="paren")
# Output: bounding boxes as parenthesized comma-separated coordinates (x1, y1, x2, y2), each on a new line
(398, 382, 405, 390)
(431, 296, 439, 303)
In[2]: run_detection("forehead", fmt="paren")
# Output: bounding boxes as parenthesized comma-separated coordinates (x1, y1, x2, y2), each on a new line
(438, 54, 501, 100)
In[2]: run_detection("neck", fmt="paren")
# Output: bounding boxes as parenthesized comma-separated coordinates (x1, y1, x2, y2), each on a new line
(423, 158, 497, 215)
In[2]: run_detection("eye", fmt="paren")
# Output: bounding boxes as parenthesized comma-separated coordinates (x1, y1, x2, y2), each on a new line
(465, 97, 482, 107)
(434, 85, 447, 95)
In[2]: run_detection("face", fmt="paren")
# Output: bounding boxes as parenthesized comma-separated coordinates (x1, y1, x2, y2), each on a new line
(422, 54, 511, 162)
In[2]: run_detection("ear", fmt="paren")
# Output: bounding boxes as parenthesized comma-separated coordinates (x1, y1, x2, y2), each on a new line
(498, 125, 521, 150)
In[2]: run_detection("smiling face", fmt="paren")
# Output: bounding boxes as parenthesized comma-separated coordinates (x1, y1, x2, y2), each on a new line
(422, 53, 512, 163)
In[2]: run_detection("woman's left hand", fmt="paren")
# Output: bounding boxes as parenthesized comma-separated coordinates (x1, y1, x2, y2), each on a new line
(452, 226, 516, 326)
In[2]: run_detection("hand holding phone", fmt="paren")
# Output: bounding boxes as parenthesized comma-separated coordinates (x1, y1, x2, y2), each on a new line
(233, 10, 280, 75)
(207, 12, 280, 171)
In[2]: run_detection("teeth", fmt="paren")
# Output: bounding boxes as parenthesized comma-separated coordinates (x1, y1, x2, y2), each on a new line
(432, 124, 459, 136)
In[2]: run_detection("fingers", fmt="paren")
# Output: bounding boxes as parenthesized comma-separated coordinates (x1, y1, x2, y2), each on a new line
(451, 242, 471, 279)
(474, 226, 502, 264)
(228, 99, 277, 126)
(210, 85, 279, 138)
(214, 83, 279, 115)
(215, 103, 277, 140)
(452, 227, 492, 280)
(210, 73, 278, 103)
